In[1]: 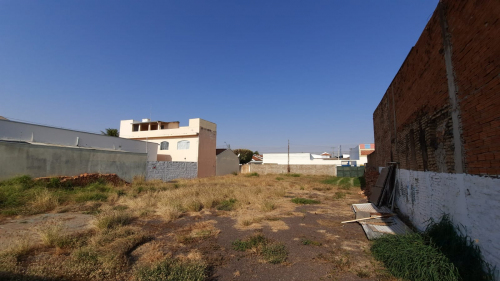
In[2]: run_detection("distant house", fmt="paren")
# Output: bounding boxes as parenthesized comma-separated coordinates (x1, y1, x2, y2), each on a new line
(119, 118, 217, 178)
(311, 152, 331, 159)
(349, 144, 374, 166)
(216, 149, 239, 176)
(263, 153, 344, 165)
(250, 154, 263, 164)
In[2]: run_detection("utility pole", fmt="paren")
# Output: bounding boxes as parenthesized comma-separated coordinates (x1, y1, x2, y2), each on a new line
(287, 140, 290, 173)
(340, 145, 342, 159)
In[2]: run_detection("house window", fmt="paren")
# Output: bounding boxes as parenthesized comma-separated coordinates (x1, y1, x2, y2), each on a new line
(177, 140, 190, 150)
(365, 144, 371, 149)
(132, 124, 139, 132)
(160, 141, 169, 150)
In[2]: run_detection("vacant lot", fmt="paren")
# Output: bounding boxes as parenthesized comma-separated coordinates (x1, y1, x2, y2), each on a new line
(0, 173, 395, 280)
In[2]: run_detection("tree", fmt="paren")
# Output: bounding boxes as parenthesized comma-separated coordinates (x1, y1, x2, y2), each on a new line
(253, 151, 260, 155)
(101, 128, 119, 137)
(233, 149, 254, 164)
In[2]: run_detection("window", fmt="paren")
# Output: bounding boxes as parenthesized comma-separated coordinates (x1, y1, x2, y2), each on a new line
(177, 140, 190, 150)
(160, 141, 169, 150)
(132, 124, 139, 132)
(365, 144, 371, 149)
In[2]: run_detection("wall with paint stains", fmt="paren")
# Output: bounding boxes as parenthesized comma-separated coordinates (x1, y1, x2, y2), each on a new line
(370, 0, 500, 274)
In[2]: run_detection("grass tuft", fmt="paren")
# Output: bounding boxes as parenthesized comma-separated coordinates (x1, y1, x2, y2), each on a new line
(136, 258, 207, 281)
(94, 211, 133, 230)
(216, 198, 237, 211)
(245, 172, 259, 177)
(262, 242, 288, 264)
(291, 197, 320, 204)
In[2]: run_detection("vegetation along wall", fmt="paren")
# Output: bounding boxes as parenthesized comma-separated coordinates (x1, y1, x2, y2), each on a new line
(370, 0, 500, 273)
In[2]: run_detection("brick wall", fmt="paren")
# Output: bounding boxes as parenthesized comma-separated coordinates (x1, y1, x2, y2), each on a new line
(372, 0, 500, 176)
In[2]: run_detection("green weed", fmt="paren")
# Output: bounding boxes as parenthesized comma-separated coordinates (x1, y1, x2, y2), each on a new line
(245, 172, 259, 177)
(262, 242, 288, 264)
(216, 198, 237, 211)
(291, 197, 320, 204)
(136, 258, 207, 281)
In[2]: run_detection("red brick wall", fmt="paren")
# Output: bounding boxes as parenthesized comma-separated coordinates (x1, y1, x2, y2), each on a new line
(371, 0, 500, 176)
(446, 1, 500, 175)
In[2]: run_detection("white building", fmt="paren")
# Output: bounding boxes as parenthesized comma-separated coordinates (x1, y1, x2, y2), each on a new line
(119, 118, 217, 178)
(263, 153, 348, 166)
(349, 144, 375, 166)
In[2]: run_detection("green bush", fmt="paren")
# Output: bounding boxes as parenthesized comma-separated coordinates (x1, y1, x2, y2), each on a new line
(232, 234, 267, 251)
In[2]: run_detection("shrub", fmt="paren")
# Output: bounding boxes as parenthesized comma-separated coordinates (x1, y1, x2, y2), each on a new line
(232, 234, 267, 251)
(245, 172, 259, 177)
(333, 192, 346, 200)
(291, 198, 320, 204)
(216, 199, 237, 211)
(285, 173, 301, 177)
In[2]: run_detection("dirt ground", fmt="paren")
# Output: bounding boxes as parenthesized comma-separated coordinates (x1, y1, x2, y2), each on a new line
(0, 175, 393, 280)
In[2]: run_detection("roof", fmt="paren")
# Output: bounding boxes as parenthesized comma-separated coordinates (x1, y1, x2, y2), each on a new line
(252, 155, 263, 161)
(361, 150, 375, 156)
(321, 152, 331, 156)
(131, 120, 180, 124)
(216, 148, 227, 155)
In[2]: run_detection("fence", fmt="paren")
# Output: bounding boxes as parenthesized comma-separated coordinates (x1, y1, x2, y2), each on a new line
(336, 166, 365, 177)
(241, 163, 336, 176)
(146, 161, 197, 182)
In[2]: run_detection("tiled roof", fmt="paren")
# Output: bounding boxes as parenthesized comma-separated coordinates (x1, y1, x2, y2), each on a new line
(361, 150, 375, 156)
(252, 155, 263, 161)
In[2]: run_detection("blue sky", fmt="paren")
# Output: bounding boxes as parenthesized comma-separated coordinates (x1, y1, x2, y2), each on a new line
(0, 0, 438, 154)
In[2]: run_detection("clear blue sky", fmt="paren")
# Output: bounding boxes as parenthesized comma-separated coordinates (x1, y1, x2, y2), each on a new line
(0, 0, 438, 154)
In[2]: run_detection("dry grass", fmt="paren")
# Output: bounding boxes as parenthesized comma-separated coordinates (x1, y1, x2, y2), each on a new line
(0, 174, 368, 280)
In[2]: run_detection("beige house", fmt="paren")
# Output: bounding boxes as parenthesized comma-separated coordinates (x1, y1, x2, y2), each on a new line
(119, 118, 216, 178)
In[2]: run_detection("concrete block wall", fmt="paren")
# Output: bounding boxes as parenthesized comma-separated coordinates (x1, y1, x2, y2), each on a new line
(146, 161, 197, 182)
(241, 164, 336, 176)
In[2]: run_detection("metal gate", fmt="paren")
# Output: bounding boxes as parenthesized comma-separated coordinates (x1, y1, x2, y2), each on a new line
(336, 166, 365, 177)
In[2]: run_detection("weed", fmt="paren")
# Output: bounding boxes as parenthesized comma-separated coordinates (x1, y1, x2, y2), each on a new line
(245, 172, 259, 177)
(261, 200, 276, 212)
(299, 186, 305, 190)
(75, 192, 108, 202)
(333, 192, 346, 200)
(275, 177, 284, 181)
(262, 242, 288, 264)
(301, 239, 322, 246)
(286, 173, 301, 177)
(291, 197, 320, 204)
(136, 258, 207, 281)
(371, 233, 460, 281)
(112, 205, 129, 211)
(231, 171, 238, 176)
(321, 177, 340, 185)
(232, 234, 267, 251)
(424, 215, 495, 281)
(94, 211, 133, 230)
(29, 188, 59, 214)
(216, 198, 237, 211)
(332, 253, 352, 271)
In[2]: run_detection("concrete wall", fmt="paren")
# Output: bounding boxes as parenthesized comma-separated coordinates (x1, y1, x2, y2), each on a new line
(0, 119, 158, 161)
(146, 161, 198, 182)
(370, 0, 500, 273)
(241, 163, 336, 176)
(216, 149, 239, 176)
(263, 153, 340, 165)
(0, 141, 147, 182)
(395, 169, 500, 275)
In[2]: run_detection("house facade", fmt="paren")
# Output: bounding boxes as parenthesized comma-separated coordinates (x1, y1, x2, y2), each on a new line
(119, 118, 216, 178)
(349, 144, 374, 166)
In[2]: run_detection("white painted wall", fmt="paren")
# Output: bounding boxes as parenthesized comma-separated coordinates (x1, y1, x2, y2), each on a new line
(395, 169, 500, 275)
(263, 153, 345, 165)
(0, 120, 158, 160)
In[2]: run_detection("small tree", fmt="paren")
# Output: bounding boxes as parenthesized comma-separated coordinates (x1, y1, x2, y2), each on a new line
(253, 151, 260, 155)
(101, 128, 119, 137)
(233, 149, 254, 164)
